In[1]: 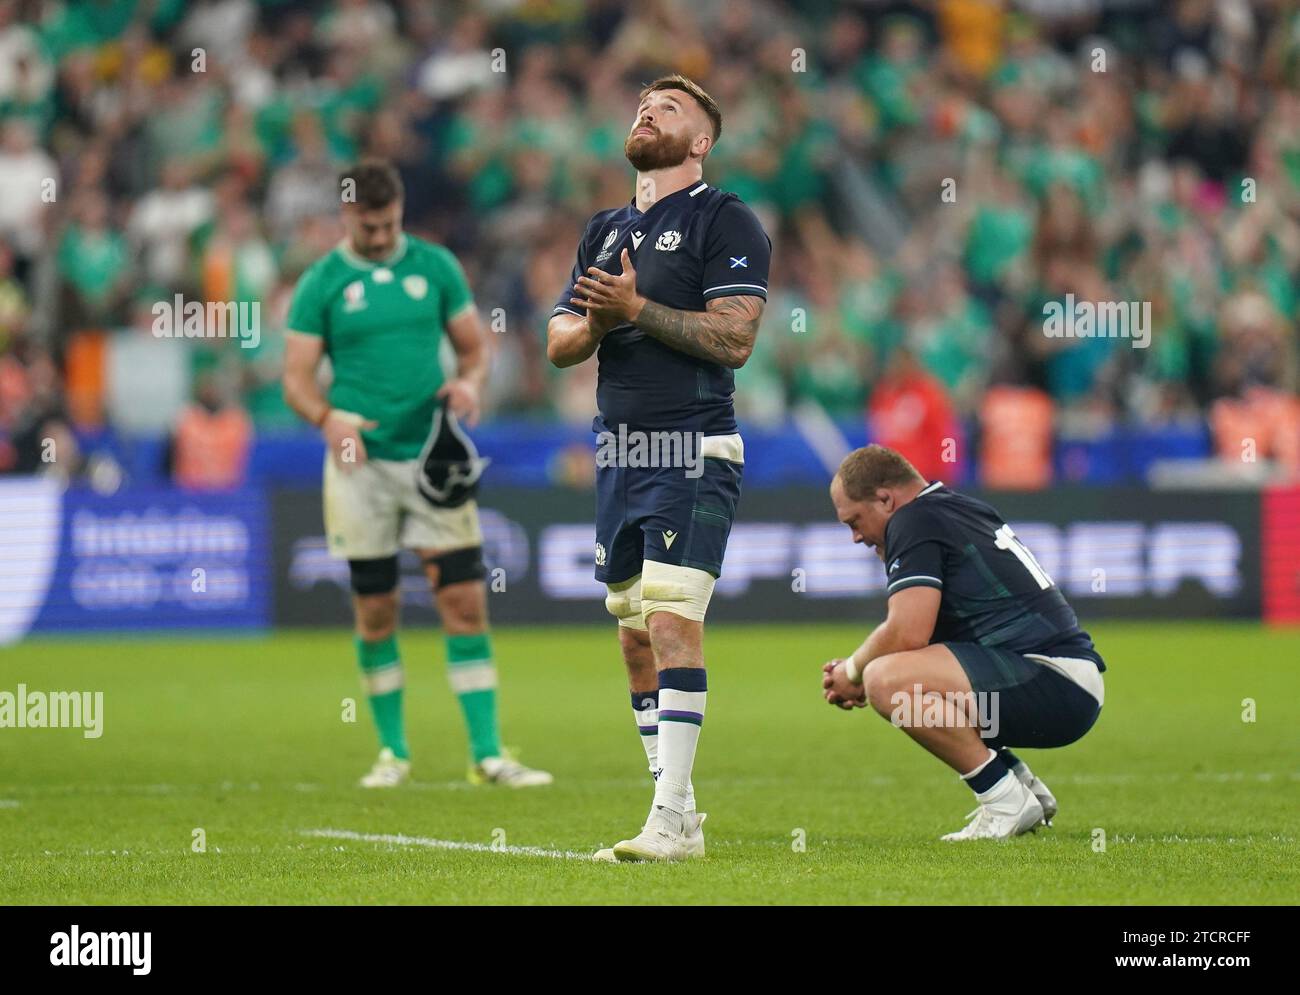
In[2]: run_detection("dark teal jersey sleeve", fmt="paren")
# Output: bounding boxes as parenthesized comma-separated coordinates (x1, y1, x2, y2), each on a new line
(884, 503, 947, 595)
(701, 198, 770, 302)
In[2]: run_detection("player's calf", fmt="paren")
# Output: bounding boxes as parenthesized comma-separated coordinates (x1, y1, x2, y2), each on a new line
(605, 563, 714, 856)
(861, 646, 995, 775)
(423, 546, 554, 787)
(348, 560, 409, 773)
(594, 616, 702, 862)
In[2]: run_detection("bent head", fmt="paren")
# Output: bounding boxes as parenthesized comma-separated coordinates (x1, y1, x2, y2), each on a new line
(625, 74, 721, 172)
(340, 159, 404, 261)
(830, 445, 927, 559)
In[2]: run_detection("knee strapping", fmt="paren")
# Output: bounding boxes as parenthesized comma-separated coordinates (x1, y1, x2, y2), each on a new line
(639, 561, 716, 623)
(349, 555, 399, 595)
(424, 545, 486, 589)
(604, 575, 647, 630)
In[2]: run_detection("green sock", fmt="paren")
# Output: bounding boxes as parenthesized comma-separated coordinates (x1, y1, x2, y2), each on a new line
(356, 634, 408, 760)
(446, 632, 501, 763)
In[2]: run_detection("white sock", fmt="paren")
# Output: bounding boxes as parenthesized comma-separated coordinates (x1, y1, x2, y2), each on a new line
(975, 771, 1020, 804)
(631, 694, 695, 811)
(652, 682, 706, 824)
(631, 692, 660, 780)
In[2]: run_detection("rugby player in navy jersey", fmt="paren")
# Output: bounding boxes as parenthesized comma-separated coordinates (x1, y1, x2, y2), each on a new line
(823, 445, 1106, 840)
(547, 74, 771, 861)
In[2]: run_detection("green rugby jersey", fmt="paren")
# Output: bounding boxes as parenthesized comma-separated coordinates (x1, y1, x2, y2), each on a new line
(286, 234, 473, 460)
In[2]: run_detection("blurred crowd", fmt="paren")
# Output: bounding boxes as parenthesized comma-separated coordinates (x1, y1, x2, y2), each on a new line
(2, 0, 1299, 484)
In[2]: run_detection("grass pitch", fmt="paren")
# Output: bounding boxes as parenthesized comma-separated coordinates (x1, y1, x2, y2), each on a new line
(1, 622, 1296, 905)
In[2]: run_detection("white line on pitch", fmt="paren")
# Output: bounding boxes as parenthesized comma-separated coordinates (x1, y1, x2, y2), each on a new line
(302, 828, 596, 860)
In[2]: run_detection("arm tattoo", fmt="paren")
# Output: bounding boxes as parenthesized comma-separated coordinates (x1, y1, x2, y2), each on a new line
(634, 295, 764, 369)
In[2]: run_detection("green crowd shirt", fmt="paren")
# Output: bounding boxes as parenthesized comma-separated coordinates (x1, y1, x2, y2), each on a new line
(286, 234, 473, 461)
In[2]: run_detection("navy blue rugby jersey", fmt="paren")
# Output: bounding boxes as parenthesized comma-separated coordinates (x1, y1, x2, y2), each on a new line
(884, 482, 1104, 669)
(552, 182, 771, 435)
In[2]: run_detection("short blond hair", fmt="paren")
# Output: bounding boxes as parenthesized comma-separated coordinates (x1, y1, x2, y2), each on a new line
(834, 445, 922, 501)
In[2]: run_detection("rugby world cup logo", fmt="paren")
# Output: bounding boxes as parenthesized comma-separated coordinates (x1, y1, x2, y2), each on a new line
(596, 227, 619, 263)
(343, 280, 366, 311)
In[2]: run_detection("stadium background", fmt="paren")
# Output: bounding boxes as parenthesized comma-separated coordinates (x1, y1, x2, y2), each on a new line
(0, 0, 1298, 909)
(1, 0, 1298, 636)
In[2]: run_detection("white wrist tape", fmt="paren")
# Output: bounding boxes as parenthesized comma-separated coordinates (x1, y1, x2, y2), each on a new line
(330, 409, 368, 427)
(844, 655, 862, 684)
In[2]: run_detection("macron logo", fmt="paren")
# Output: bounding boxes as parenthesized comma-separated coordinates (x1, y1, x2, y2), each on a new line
(631, 231, 645, 250)
(50, 926, 151, 975)
(663, 530, 678, 550)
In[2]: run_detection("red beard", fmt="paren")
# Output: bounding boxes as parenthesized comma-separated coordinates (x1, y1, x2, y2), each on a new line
(624, 128, 693, 171)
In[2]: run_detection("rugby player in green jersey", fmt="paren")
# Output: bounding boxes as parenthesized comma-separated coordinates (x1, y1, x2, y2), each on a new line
(282, 160, 551, 789)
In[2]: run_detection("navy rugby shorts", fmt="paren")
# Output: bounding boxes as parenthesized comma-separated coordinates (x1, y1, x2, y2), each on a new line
(594, 457, 742, 584)
(945, 643, 1104, 749)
